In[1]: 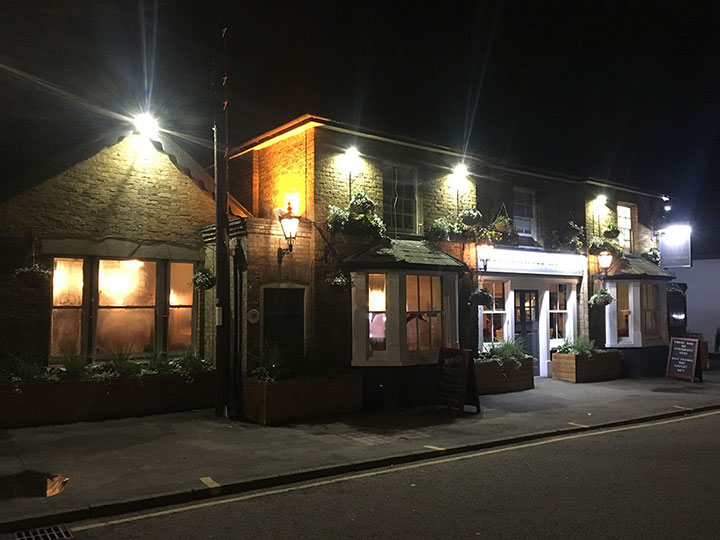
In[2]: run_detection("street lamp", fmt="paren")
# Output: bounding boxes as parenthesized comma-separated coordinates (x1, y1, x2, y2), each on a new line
(276, 202, 300, 263)
(477, 242, 495, 273)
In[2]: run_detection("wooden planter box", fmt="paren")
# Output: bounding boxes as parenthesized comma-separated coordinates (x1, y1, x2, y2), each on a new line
(474, 356, 534, 394)
(244, 372, 363, 425)
(551, 351, 622, 383)
(0, 372, 215, 429)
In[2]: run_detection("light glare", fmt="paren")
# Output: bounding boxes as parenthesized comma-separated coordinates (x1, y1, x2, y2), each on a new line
(133, 113, 159, 139)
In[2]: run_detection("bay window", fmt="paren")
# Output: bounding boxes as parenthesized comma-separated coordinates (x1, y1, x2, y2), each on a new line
(50, 258, 84, 357)
(405, 275, 443, 351)
(604, 280, 668, 348)
(50, 257, 196, 359)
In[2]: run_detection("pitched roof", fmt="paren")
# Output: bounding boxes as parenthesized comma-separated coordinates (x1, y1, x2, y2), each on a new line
(605, 254, 676, 280)
(343, 239, 466, 272)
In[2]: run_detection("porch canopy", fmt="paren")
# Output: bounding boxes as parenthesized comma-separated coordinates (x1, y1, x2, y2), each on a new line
(603, 254, 676, 280)
(343, 239, 466, 272)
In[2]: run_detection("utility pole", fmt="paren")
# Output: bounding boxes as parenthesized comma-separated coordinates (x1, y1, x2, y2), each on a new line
(214, 22, 233, 418)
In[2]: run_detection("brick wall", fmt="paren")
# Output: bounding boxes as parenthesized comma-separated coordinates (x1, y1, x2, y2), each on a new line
(0, 135, 216, 361)
(0, 135, 215, 246)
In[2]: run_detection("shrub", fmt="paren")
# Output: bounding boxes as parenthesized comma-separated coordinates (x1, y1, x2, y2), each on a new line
(555, 336, 596, 356)
(59, 355, 88, 380)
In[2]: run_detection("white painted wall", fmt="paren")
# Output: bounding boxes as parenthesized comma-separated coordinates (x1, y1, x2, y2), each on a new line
(671, 259, 720, 345)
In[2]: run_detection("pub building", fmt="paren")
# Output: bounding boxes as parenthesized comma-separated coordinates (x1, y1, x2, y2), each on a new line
(0, 114, 679, 416)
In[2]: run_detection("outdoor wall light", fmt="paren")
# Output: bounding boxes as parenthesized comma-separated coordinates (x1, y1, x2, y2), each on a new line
(450, 163, 469, 212)
(664, 203, 672, 212)
(276, 202, 300, 263)
(597, 251, 613, 277)
(132, 113, 159, 139)
(476, 242, 495, 273)
(341, 146, 363, 201)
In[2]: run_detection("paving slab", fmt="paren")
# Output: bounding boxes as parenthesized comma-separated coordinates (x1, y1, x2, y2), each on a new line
(1, 375, 720, 533)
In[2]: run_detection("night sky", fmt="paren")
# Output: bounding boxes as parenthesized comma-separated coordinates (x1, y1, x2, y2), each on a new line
(2, 1, 718, 254)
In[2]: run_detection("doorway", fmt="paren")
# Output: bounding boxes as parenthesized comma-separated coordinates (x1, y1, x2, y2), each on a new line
(514, 289, 540, 375)
(263, 288, 305, 357)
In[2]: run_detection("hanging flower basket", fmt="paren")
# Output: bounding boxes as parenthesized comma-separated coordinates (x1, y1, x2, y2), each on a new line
(458, 208, 483, 227)
(469, 288, 495, 308)
(349, 191, 375, 215)
(589, 288, 614, 307)
(493, 216, 511, 233)
(192, 268, 216, 290)
(602, 222, 621, 239)
(15, 264, 52, 288)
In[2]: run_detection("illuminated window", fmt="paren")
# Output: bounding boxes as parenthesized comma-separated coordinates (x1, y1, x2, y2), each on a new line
(368, 274, 387, 351)
(51, 258, 84, 357)
(641, 283, 661, 339)
(96, 260, 156, 355)
(617, 204, 633, 251)
(383, 166, 417, 234)
(617, 282, 631, 340)
(549, 284, 568, 340)
(480, 281, 505, 349)
(513, 189, 536, 237)
(169, 262, 194, 351)
(406, 275, 443, 351)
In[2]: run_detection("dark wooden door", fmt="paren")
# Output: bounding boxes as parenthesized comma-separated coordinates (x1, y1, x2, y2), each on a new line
(263, 288, 304, 357)
(514, 290, 540, 375)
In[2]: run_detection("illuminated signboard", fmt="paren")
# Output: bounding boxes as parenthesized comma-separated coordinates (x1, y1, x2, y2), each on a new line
(481, 248, 586, 276)
(658, 225, 692, 268)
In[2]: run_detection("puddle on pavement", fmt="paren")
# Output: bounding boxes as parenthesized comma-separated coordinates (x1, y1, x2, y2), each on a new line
(0, 470, 69, 499)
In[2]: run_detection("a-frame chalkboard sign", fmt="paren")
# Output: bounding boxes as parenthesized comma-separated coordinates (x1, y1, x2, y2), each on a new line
(666, 337, 702, 382)
(435, 348, 481, 414)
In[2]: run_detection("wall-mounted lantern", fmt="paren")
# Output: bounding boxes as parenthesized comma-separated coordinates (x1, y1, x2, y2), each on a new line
(276, 202, 300, 263)
(597, 250, 613, 280)
(477, 242, 495, 273)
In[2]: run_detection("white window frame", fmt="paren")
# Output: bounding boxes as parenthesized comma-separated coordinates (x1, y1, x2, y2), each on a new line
(383, 165, 418, 235)
(604, 280, 668, 347)
(513, 188, 537, 239)
(351, 270, 459, 367)
(548, 283, 569, 348)
(617, 203, 634, 251)
(478, 281, 507, 352)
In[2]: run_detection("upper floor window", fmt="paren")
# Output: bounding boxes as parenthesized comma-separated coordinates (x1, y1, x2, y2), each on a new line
(383, 166, 417, 234)
(617, 203, 634, 251)
(513, 189, 536, 238)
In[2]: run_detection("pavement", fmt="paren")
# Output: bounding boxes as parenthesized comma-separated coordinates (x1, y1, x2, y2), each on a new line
(2, 367, 720, 534)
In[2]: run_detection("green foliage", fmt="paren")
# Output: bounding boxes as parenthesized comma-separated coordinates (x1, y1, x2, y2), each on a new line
(1, 353, 46, 381)
(146, 352, 173, 374)
(326, 193, 387, 239)
(555, 336, 596, 356)
(587, 236, 622, 256)
(492, 214, 512, 232)
(426, 217, 464, 241)
(602, 221, 620, 239)
(589, 288, 614, 307)
(468, 288, 494, 307)
(58, 355, 88, 380)
(192, 268, 216, 290)
(250, 341, 295, 382)
(250, 342, 348, 382)
(108, 351, 142, 378)
(459, 208, 483, 227)
(549, 221, 585, 253)
(641, 247, 660, 265)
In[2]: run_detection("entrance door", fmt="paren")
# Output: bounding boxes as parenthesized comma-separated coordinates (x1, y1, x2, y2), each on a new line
(263, 288, 305, 357)
(514, 290, 540, 375)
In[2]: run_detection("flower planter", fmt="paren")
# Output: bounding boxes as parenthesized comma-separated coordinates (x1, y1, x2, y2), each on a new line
(551, 351, 621, 383)
(0, 372, 215, 428)
(474, 356, 534, 394)
(244, 372, 363, 425)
